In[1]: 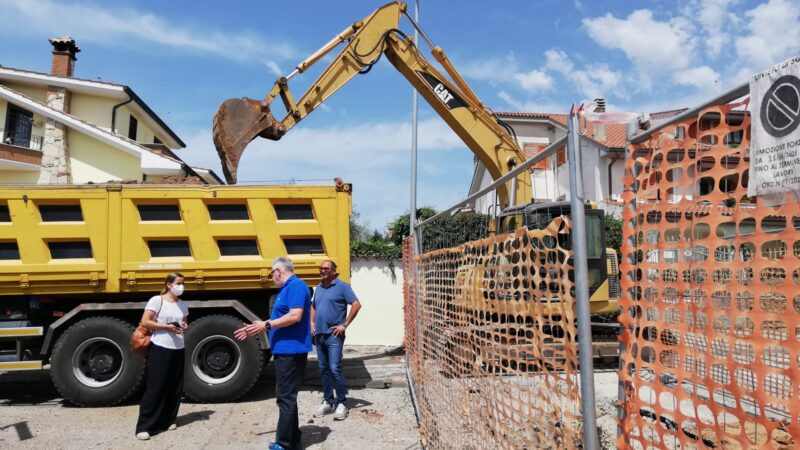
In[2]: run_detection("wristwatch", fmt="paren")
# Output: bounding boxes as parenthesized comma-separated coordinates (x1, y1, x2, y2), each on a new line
(265, 321, 271, 331)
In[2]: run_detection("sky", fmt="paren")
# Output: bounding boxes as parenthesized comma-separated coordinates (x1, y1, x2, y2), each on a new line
(1, 0, 799, 230)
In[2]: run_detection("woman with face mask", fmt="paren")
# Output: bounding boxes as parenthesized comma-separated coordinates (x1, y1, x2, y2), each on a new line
(135, 272, 189, 441)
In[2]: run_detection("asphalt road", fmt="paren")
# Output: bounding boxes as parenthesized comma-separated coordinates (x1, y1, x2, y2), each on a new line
(0, 346, 421, 449)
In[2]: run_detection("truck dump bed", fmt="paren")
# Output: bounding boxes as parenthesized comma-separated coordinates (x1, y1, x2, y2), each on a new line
(0, 183, 352, 296)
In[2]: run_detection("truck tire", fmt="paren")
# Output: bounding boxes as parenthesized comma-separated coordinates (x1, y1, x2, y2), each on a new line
(50, 316, 145, 407)
(183, 314, 263, 402)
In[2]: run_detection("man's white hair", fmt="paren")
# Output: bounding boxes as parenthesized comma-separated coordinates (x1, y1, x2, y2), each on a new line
(272, 256, 294, 273)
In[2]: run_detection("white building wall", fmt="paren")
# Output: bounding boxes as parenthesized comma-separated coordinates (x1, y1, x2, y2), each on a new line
(346, 259, 404, 346)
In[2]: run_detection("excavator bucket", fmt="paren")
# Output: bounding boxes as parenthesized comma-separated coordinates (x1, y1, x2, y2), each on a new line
(212, 98, 282, 184)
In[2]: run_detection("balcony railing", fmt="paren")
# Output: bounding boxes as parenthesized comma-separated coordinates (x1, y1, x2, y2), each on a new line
(0, 128, 44, 151)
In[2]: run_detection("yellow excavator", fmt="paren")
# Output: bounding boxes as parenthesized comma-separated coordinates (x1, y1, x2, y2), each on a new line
(212, 1, 619, 316)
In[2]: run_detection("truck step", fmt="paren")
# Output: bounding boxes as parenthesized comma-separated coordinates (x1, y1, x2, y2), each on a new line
(0, 326, 43, 339)
(0, 360, 43, 371)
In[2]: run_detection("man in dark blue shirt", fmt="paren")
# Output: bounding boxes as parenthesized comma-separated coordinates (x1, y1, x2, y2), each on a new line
(310, 260, 362, 421)
(235, 256, 311, 450)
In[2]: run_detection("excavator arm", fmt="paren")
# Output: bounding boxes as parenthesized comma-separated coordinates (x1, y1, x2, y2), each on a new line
(213, 1, 532, 208)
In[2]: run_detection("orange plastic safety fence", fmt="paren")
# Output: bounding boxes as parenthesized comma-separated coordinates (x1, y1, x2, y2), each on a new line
(403, 221, 583, 449)
(617, 101, 800, 449)
(403, 237, 421, 385)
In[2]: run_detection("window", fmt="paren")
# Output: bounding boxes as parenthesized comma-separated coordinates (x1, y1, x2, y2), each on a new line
(499, 213, 524, 234)
(128, 115, 138, 140)
(4, 104, 33, 148)
(217, 239, 260, 256)
(523, 143, 548, 170)
(147, 240, 191, 257)
(49, 241, 93, 259)
(0, 241, 20, 260)
(137, 204, 181, 221)
(0, 205, 9, 222)
(274, 204, 314, 220)
(40, 204, 84, 222)
(208, 204, 249, 220)
(283, 238, 324, 254)
(557, 147, 567, 166)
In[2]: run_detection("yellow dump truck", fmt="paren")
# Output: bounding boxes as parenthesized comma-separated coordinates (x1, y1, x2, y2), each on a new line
(0, 182, 352, 406)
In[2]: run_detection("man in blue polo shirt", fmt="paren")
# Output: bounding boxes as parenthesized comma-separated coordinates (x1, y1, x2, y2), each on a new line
(311, 259, 362, 421)
(235, 256, 311, 450)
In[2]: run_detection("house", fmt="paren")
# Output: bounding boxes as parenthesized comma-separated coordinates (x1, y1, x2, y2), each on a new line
(467, 102, 686, 217)
(0, 36, 222, 185)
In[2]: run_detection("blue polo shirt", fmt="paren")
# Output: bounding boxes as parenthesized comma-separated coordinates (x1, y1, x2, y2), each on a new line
(312, 277, 358, 335)
(269, 275, 312, 354)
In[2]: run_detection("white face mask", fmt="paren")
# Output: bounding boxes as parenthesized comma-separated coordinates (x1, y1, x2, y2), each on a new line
(170, 284, 185, 297)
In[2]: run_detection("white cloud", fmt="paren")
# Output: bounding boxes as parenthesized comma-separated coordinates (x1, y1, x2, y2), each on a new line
(691, 0, 739, 58)
(264, 60, 284, 77)
(497, 91, 566, 113)
(513, 69, 553, 92)
(672, 66, 720, 91)
(544, 49, 573, 73)
(0, 0, 297, 63)
(583, 10, 695, 73)
(735, 0, 800, 71)
(457, 53, 519, 82)
(543, 50, 622, 100)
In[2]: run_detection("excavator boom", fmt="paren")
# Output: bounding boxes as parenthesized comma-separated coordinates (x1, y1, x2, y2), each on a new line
(212, 1, 531, 207)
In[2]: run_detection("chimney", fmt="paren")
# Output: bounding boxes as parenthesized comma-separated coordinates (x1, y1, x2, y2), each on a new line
(593, 98, 606, 113)
(593, 122, 606, 142)
(49, 36, 80, 77)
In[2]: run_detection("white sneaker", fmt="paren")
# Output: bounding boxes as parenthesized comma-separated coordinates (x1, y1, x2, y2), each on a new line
(333, 403, 348, 421)
(136, 432, 150, 440)
(313, 401, 335, 417)
(167, 423, 177, 431)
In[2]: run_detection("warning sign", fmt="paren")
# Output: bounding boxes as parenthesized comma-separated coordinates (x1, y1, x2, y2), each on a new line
(748, 55, 800, 200)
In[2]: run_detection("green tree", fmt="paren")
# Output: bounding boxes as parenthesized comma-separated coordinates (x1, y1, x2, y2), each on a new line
(349, 209, 372, 242)
(388, 207, 491, 252)
(350, 208, 401, 260)
(604, 214, 623, 257)
(387, 207, 437, 246)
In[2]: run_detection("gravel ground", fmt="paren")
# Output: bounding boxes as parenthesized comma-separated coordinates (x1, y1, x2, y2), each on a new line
(1, 344, 625, 449)
(0, 346, 421, 449)
(593, 371, 620, 449)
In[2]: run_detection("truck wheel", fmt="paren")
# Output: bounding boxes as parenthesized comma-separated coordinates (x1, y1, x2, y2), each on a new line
(183, 315, 263, 402)
(50, 316, 145, 407)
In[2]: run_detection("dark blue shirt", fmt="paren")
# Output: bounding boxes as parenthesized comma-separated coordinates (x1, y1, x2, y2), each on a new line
(312, 277, 358, 335)
(269, 275, 312, 354)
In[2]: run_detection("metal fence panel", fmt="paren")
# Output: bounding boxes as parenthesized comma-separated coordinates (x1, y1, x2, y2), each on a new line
(617, 99, 800, 449)
(403, 218, 584, 449)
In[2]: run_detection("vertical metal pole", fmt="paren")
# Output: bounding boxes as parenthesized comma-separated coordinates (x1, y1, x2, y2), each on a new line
(409, 0, 420, 255)
(407, 0, 424, 430)
(617, 121, 637, 441)
(567, 106, 599, 450)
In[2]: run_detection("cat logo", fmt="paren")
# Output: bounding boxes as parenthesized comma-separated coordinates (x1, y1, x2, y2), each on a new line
(433, 83, 454, 105)
(417, 71, 467, 110)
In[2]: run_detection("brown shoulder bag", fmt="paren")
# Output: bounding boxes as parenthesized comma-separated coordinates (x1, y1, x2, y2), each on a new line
(131, 297, 163, 357)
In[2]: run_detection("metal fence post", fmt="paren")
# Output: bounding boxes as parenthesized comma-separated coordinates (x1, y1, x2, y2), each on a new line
(567, 106, 599, 450)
